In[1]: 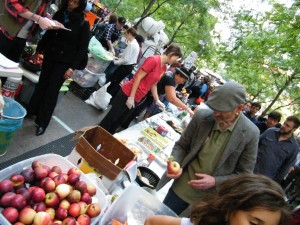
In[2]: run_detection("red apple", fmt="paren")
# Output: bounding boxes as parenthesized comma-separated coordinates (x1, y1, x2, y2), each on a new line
(80, 193, 92, 204)
(43, 178, 56, 193)
(18, 207, 36, 225)
(55, 207, 68, 220)
(45, 208, 56, 220)
(16, 188, 31, 204)
(32, 160, 44, 169)
(33, 211, 52, 225)
(48, 171, 59, 179)
(67, 168, 81, 177)
(14, 222, 25, 225)
(10, 174, 25, 187)
(51, 166, 62, 174)
(11, 194, 27, 210)
(32, 202, 47, 212)
(167, 156, 181, 175)
(86, 184, 96, 196)
(42, 165, 51, 175)
(86, 203, 101, 218)
(34, 167, 48, 180)
(45, 192, 60, 207)
(0, 179, 14, 193)
(53, 220, 63, 225)
(74, 181, 87, 194)
(56, 184, 71, 199)
(1, 207, 19, 223)
(61, 173, 69, 182)
(0, 192, 16, 207)
(53, 174, 67, 186)
(67, 190, 81, 203)
(78, 201, 88, 215)
(67, 174, 80, 185)
(39, 177, 51, 188)
(59, 199, 71, 210)
(62, 217, 76, 225)
(77, 214, 91, 225)
(68, 203, 81, 218)
(31, 187, 46, 202)
(20, 168, 35, 183)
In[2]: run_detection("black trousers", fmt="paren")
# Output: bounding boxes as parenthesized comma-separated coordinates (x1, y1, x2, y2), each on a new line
(28, 56, 69, 128)
(99, 90, 135, 134)
(107, 64, 134, 98)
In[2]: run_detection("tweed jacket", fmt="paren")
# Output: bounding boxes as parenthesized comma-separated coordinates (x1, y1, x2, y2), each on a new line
(156, 108, 260, 190)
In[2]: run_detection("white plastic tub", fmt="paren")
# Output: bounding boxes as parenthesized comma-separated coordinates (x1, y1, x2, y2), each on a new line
(100, 185, 177, 225)
(0, 154, 107, 225)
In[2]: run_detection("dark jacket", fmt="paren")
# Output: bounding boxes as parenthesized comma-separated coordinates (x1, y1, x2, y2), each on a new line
(36, 10, 90, 70)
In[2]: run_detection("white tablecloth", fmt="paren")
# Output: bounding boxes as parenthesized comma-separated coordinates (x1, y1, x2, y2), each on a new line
(114, 112, 183, 201)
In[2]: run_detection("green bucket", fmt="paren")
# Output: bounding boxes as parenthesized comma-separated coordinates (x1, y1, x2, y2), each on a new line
(0, 97, 26, 156)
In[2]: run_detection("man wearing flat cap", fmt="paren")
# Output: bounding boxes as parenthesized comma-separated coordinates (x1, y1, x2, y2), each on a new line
(156, 81, 260, 215)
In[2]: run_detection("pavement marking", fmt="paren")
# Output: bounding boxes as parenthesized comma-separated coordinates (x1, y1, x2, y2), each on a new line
(52, 116, 74, 133)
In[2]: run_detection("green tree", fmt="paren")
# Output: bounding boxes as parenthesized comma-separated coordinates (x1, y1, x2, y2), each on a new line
(217, 2, 300, 116)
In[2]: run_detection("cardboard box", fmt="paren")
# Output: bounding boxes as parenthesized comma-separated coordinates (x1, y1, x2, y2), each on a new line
(68, 126, 135, 180)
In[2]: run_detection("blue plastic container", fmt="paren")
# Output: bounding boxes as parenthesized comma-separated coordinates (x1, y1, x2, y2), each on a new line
(0, 97, 26, 156)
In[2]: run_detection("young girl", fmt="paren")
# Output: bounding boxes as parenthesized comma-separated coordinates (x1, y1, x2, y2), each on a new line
(99, 44, 182, 134)
(145, 174, 291, 225)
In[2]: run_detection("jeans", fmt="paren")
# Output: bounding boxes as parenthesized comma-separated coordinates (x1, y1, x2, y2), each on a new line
(163, 188, 189, 215)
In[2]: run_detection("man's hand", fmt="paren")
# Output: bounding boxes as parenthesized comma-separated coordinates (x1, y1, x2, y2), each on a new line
(188, 173, 216, 190)
(166, 168, 182, 179)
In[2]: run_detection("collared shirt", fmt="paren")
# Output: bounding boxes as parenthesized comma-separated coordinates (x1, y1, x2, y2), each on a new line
(172, 114, 240, 204)
(101, 23, 122, 43)
(254, 127, 299, 183)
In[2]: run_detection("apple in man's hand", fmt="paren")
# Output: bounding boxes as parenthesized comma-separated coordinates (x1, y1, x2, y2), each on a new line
(167, 156, 181, 175)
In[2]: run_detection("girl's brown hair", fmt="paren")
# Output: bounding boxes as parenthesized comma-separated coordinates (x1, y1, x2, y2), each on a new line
(190, 174, 291, 225)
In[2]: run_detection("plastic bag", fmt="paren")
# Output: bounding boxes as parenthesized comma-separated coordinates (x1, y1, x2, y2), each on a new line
(88, 36, 106, 59)
(85, 82, 112, 110)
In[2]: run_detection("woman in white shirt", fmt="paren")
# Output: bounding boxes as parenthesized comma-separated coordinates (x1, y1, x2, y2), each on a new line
(144, 174, 291, 225)
(106, 27, 139, 98)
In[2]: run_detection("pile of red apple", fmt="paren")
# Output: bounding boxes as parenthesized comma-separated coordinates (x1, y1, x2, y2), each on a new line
(0, 160, 101, 225)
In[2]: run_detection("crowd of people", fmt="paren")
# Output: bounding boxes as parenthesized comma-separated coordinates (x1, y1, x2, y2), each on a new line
(0, 1, 299, 224)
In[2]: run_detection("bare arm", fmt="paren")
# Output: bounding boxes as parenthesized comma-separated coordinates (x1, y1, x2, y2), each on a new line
(129, 69, 147, 98)
(18, 11, 64, 30)
(151, 85, 159, 102)
(144, 215, 182, 225)
(165, 86, 194, 116)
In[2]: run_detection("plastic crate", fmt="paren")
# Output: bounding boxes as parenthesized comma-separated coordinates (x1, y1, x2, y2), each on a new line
(69, 81, 97, 100)
(0, 154, 107, 225)
(100, 185, 176, 225)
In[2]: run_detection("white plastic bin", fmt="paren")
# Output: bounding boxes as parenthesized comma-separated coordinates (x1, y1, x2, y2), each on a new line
(100, 185, 177, 225)
(0, 154, 107, 225)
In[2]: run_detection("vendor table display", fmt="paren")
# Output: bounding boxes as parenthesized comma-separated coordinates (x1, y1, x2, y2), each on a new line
(0, 110, 189, 225)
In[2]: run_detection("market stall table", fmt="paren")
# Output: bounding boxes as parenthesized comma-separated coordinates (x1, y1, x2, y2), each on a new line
(114, 111, 184, 200)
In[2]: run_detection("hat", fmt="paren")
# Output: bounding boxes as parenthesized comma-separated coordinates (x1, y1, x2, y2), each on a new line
(206, 81, 246, 112)
(118, 17, 126, 25)
(175, 67, 191, 80)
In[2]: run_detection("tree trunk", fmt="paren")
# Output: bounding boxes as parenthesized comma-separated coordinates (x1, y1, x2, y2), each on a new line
(260, 73, 297, 116)
(134, 0, 156, 28)
(168, 21, 185, 44)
